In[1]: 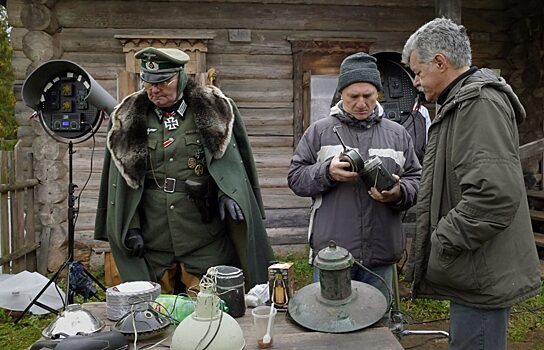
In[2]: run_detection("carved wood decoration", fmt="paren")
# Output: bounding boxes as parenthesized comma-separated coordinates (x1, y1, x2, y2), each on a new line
(289, 38, 375, 146)
(114, 35, 214, 98)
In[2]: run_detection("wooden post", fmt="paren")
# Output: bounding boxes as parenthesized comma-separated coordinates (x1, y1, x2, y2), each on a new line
(12, 144, 26, 273)
(435, 0, 462, 23)
(0, 151, 9, 272)
(293, 51, 304, 148)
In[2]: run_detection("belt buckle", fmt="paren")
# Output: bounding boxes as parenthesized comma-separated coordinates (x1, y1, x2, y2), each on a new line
(164, 178, 176, 193)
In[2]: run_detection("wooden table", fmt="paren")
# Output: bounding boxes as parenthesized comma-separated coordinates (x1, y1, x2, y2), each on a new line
(82, 302, 403, 349)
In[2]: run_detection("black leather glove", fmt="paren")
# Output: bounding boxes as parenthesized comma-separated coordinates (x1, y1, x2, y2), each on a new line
(218, 195, 245, 223)
(124, 228, 144, 258)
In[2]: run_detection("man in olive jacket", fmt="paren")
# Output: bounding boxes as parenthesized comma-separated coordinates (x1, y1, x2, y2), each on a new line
(402, 18, 541, 350)
(94, 47, 274, 293)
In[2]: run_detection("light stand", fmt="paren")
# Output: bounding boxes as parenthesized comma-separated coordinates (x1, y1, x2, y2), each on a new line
(14, 60, 117, 323)
(389, 264, 449, 339)
(14, 137, 107, 324)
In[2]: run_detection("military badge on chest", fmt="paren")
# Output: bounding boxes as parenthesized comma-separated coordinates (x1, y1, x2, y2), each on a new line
(188, 145, 206, 176)
(164, 116, 179, 130)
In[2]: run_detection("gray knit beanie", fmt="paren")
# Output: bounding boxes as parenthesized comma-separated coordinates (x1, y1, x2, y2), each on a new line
(337, 52, 383, 92)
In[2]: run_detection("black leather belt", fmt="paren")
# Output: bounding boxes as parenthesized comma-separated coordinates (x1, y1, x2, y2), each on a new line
(144, 177, 186, 193)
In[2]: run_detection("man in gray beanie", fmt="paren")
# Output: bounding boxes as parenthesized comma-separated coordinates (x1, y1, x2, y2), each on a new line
(337, 52, 383, 92)
(288, 52, 421, 318)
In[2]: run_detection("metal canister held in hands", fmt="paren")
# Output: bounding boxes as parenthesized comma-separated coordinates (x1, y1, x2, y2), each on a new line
(360, 155, 396, 191)
(332, 126, 365, 172)
(332, 126, 396, 191)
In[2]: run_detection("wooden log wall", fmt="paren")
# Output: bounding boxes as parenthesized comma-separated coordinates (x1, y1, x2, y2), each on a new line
(503, 0, 544, 179)
(6, 0, 520, 269)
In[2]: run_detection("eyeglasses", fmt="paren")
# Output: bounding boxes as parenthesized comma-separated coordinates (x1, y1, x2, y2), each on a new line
(141, 76, 177, 90)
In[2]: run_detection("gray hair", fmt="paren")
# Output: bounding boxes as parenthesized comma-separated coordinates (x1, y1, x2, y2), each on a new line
(402, 17, 472, 68)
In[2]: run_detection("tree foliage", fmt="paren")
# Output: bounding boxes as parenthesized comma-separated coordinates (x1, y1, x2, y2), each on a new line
(0, 5, 16, 140)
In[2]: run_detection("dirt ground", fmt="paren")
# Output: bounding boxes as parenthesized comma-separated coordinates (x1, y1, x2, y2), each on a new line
(397, 321, 544, 350)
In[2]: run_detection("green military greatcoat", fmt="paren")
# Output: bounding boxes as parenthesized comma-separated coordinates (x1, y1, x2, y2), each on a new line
(94, 80, 274, 288)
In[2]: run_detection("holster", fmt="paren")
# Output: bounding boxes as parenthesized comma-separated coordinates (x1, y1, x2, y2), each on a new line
(185, 175, 218, 223)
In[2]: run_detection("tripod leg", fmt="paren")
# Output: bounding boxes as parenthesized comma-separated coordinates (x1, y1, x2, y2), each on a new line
(82, 267, 107, 291)
(14, 262, 68, 323)
(390, 264, 449, 339)
(390, 264, 405, 333)
(392, 264, 402, 311)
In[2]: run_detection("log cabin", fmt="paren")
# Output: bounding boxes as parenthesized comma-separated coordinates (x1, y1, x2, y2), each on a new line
(4, 0, 543, 274)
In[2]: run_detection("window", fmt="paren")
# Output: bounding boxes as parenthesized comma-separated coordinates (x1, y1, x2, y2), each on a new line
(288, 38, 375, 146)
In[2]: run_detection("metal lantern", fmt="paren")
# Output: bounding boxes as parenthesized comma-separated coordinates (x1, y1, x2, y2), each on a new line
(288, 241, 387, 333)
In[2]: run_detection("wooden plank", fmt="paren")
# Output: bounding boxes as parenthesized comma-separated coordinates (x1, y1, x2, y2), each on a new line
(0, 242, 40, 266)
(237, 102, 292, 109)
(244, 114, 293, 136)
(103, 0, 503, 8)
(463, 8, 510, 32)
(61, 52, 125, 77)
(208, 53, 292, 79)
(293, 51, 303, 147)
(268, 227, 308, 245)
(265, 208, 310, 228)
(54, 2, 434, 32)
(0, 179, 40, 192)
(520, 138, 544, 159)
(257, 172, 289, 188)
(534, 232, 544, 247)
(12, 147, 26, 273)
(0, 151, 10, 272)
(250, 136, 292, 148)
(23, 149, 37, 272)
(253, 147, 293, 168)
(83, 302, 404, 350)
(530, 210, 544, 222)
(210, 29, 429, 55)
(57, 28, 217, 52)
(220, 79, 292, 103)
(261, 187, 312, 209)
(527, 190, 544, 200)
(79, 0, 434, 5)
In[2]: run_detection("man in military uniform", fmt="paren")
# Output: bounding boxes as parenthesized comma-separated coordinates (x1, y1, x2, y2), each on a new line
(95, 47, 274, 293)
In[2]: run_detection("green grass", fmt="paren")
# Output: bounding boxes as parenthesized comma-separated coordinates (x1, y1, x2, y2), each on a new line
(399, 283, 544, 342)
(275, 250, 313, 290)
(0, 309, 55, 350)
(0, 268, 108, 350)
(509, 287, 544, 341)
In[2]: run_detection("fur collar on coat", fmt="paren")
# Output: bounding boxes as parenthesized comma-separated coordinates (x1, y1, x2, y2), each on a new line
(107, 79, 235, 189)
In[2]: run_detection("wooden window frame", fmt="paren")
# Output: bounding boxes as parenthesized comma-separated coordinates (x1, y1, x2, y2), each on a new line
(114, 34, 214, 99)
(288, 38, 375, 147)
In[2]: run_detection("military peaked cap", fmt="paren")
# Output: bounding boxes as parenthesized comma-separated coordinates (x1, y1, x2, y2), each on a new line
(135, 47, 190, 83)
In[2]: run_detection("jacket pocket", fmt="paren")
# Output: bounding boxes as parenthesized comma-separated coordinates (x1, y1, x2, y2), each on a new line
(425, 233, 480, 292)
(147, 135, 157, 150)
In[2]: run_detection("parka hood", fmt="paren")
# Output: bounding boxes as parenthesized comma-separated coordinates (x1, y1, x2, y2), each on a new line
(460, 68, 526, 125)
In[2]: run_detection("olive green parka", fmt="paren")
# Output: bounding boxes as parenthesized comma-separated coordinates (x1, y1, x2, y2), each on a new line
(407, 68, 541, 309)
(94, 80, 274, 289)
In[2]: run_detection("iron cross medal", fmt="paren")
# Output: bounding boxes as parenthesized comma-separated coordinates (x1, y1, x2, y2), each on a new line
(164, 116, 179, 130)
